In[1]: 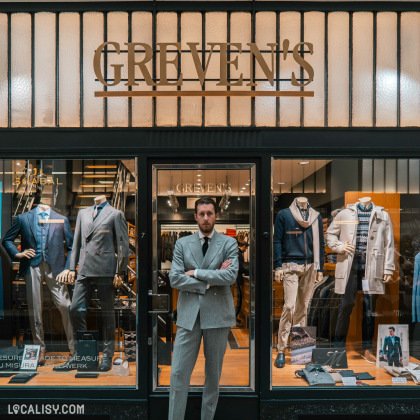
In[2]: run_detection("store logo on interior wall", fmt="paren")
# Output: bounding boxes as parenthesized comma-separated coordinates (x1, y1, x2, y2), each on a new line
(93, 41, 314, 98)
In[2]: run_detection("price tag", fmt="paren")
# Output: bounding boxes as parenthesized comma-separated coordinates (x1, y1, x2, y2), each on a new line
(362, 279, 370, 292)
(392, 377, 407, 384)
(290, 263, 298, 272)
(342, 377, 357, 386)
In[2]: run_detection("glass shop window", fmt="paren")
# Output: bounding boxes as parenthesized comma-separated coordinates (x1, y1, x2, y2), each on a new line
(0, 159, 137, 387)
(271, 158, 420, 387)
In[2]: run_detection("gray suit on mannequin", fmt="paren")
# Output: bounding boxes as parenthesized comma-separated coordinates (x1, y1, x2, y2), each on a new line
(69, 201, 129, 370)
(168, 197, 239, 420)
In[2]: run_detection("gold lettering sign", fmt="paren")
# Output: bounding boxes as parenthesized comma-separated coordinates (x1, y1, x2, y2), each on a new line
(93, 41, 314, 98)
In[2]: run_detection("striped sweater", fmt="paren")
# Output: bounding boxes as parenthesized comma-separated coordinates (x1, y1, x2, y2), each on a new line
(356, 203, 372, 254)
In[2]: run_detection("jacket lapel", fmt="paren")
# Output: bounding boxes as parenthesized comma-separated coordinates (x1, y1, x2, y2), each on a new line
(188, 232, 204, 268)
(28, 210, 37, 241)
(46, 210, 58, 245)
(201, 231, 223, 269)
(87, 203, 113, 237)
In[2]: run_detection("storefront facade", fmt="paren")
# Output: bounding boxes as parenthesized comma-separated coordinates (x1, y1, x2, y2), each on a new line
(0, 1, 420, 419)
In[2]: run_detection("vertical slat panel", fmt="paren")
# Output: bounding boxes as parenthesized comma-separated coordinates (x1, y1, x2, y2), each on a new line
(279, 12, 300, 126)
(373, 159, 385, 192)
(409, 159, 420, 194)
(362, 159, 373, 191)
(397, 159, 408, 193)
(83, 12, 104, 127)
(385, 159, 397, 193)
(59, 13, 80, 127)
(328, 12, 349, 127)
(107, 12, 129, 127)
(0, 14, 8, 127)
(401, 12, 420, 126)
(34, 12, 56, 127)
(255, 12, 276, 127)
(376, 12, 397, 127)
(180, 12, 202, 126)
(131, 12, 153, 127)
(11, 13, 31, 127)
(205, 12, 227, 126)
(156, 12, 177, 127)
(303, 12, 324, 126)
(353, 12, 373, 126)
(230, 12, 251, 126)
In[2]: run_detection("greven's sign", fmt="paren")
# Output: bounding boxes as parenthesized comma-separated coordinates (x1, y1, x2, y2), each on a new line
(93, 40, 314, 98)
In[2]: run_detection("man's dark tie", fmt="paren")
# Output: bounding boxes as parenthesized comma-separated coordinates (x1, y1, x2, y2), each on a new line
(202, 237, 209, 256)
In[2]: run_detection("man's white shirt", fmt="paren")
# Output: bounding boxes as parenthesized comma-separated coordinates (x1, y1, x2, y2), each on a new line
(194, 229, 215, 288)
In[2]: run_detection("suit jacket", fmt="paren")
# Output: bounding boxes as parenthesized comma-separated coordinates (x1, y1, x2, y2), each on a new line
(2, 208, 73, 278)
(169, 231, 239, 331)
(70, 203, 129, 278)
(383, 335, 402, 359)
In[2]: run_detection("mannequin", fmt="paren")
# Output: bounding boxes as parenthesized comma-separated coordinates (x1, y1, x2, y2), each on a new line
(275, 198, 323, 284)
(273, 197, 325, 368)
(54, 195, 129, 372)
(63, 196, 123, 287)
(326, 197, 395, 363)
(2, 202, 74, 365)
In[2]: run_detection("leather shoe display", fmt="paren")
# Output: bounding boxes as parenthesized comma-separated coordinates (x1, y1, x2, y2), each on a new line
(99, 357, 112, 372)
(53, 355, 78, 372)
(38, 349, 46, 366)
(274, 352, 286, 369)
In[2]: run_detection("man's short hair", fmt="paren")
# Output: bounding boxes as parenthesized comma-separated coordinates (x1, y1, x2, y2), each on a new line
(389, 326, 395, 331)
(195, 197, 217, 214)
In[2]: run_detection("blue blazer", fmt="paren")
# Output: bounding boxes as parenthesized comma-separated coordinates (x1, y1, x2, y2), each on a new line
(2, 209, 73, 278)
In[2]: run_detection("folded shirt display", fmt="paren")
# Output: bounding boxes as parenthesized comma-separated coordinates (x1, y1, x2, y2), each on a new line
(383, 363, 420, 384)
(295, 364, 336, 386)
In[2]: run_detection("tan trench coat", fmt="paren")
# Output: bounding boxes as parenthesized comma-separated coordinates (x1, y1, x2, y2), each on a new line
(325, 204, 395, 295)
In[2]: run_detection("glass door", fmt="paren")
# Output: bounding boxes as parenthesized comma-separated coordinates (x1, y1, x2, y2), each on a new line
(151, 163, 256, 392)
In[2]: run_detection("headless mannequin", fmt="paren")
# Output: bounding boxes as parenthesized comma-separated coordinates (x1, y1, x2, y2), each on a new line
(339, 196, 392, 284)
(64, 196, 124, 287)
(274, 197, 323, 284)
(16, 204, 70, 282)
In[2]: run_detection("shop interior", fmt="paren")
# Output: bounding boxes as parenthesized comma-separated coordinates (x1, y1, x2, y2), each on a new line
(153, 167, 254, 389)
(0, 159, 137, 386)
(272, 158, 420, 387)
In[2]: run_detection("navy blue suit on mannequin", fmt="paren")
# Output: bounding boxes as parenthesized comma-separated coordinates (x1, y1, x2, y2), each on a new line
(2, 207, 74, 352)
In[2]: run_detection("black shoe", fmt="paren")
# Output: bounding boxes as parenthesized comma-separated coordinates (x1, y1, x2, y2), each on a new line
(53, 356, 78, 372)
(274, 352, 286, 369)
(99, 357, 112, 372)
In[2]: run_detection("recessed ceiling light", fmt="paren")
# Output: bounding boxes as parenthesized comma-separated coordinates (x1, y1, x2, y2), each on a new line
(278, 182, 286, 185)
(16, 162, 20, 166)
(245, 183, 249, 186)
(298, 161, 310, 165)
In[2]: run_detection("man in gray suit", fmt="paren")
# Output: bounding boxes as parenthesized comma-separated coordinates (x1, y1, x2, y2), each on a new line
(54, 196, 129, 372)
(168, 197, 239, 420)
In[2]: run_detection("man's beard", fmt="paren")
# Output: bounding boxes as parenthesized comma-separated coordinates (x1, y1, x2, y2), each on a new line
(199, 222, 214, 234)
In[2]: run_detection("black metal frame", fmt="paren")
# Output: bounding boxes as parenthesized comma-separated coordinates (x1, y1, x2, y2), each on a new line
(0, 0, 419, 417)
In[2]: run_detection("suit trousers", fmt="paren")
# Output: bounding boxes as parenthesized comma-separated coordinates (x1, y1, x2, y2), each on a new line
(387, 354, 400, 367)
(24, 261, 74, 351)
(334, 254, 378, 350)
(70, 276, 115, 358)
(277, 263, 316, 352)
(168, 313, 230, 420)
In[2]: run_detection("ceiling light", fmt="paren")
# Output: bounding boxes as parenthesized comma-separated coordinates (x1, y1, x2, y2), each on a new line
(298, 161, 310, 165)
(237, 197, 241, 201)
(16, 162, 20, 166)
(197, 174, 201, 177)
(85, 165, 118, 169)
(278, 182, 286, 185)
(245, 183, 249, 186)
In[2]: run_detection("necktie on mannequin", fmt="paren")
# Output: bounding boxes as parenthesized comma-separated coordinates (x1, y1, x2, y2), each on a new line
(93, 206, 98, 220)
(39, 211, 48, 226)
(202, 237, 209, 256)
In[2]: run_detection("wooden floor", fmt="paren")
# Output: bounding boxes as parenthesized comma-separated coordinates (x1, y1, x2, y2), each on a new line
(0, 352, 136, 387)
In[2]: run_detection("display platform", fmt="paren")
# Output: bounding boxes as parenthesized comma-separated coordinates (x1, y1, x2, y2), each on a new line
(0, 353, 136, 387)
